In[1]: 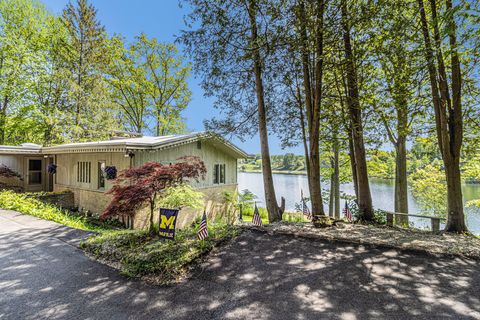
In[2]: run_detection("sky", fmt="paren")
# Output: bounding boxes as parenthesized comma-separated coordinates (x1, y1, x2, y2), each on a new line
(40, 0, 304, 155)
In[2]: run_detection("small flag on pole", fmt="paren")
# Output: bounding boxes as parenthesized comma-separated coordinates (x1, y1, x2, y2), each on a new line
(301, 189, 312, 221)
(252, 204, 263, 226)
(343, 201, 353, 222)
(197, 211, 209, 240)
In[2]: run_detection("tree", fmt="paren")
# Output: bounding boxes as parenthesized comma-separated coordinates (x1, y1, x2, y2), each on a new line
(102, 156, 207, 232)
(62, 0, 117, 141)
(0, 0, 48, 144)
(341, 0, 373, 221)
(295, 0, 326, 216)
(367, 0, 426, 221)
(181, 0, 284, 222)
(108, 37, 149, 134)
(132, 34, 191, 136)
(417, 0, 467, 232)
(30, 11, 71, 146)
(282, 153, 296, 170)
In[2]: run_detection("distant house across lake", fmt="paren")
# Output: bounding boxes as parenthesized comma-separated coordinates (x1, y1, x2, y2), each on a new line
(0, 132, 248, 228)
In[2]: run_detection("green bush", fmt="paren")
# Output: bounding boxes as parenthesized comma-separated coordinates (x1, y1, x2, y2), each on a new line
(0, 190, 116, 232)
(409, 163, 447, 217)
(157, 184, 204, 209)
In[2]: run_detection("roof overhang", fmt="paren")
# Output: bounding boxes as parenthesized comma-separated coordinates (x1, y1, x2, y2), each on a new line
(0, 145, 43, 155)
(36, 132, 249, 159)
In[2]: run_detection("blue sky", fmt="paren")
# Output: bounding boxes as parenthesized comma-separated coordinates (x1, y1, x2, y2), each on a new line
(40, 0, 303, 155)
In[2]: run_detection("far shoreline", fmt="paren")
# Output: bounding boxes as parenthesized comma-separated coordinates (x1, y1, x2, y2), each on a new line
(238, 170, 480, 184)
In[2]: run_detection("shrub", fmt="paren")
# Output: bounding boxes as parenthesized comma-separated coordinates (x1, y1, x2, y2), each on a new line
(0, 190, 117, 232)
(157, 184, 204, 209)
(409, 163, 447, 217)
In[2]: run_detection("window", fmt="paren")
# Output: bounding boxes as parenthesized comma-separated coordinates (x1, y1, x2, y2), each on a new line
(77, 161, 91, 183)
(213, 164, 226, 184)
(220, 164, 225, 183)
(197, 141, 202, 149)
(28, 159, 42, 185)
(98, 161, 105, 189)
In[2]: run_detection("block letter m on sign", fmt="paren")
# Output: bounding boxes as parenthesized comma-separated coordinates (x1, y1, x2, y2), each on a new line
(158, 208, 179, 240)
(160, 215, 176, 229)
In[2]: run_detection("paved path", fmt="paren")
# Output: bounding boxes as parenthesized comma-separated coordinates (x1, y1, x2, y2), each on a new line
(1, 209, 480, 320)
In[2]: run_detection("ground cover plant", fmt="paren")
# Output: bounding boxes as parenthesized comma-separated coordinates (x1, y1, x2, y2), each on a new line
(81, 221, 239, 284)
(0, 190, 119, 232)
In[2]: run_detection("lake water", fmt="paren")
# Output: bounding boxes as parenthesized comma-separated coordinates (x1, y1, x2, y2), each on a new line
(238, 171, 480, 235)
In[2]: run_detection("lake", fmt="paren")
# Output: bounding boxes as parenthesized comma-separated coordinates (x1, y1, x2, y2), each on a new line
(238, 171, 480, 235)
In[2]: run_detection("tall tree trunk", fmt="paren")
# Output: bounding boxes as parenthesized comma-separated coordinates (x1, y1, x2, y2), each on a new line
(297, 0, 325, 216)
(395, 135, 409, 225)
(248, 0, 281, 222)
(444, 0, 466, 232)
(0, 97, 7, 145)
(348, 125, 359, 200)
(329, 164, 334, 217)
(333, 130, 341, 219)
(417, 0, 467, 232)
(341, 0, 373, 221)
(394, 98, 409, 225)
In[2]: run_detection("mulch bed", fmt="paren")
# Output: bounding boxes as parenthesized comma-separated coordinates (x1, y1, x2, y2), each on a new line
(240, 221, 480, 260)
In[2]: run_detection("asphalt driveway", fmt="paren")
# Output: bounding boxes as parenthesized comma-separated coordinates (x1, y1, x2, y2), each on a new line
(1, 209, 480, 320)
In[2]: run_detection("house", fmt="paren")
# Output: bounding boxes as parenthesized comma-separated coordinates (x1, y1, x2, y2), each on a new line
(0, 132, 248, 228)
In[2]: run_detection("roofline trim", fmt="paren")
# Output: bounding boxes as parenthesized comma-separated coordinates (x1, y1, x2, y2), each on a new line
(11, 132, 249, 159)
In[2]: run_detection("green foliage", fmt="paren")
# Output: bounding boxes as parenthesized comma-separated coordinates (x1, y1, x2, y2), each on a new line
(112, 33, 191, 136)
(0, 190, 116, 232)
(409, 163, 447, 217)
(239, 154, 306, 174)
(241, 204, 305, 224)
(367, 150, 396, 179)
(462, 154, 480, 183)
(157, 184, 204, 210)
(81, 222, 239, 283)
(466, 199, 480, 208)
(0, 0, 190, 146)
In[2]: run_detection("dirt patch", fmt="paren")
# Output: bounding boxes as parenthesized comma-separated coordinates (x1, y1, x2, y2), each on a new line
(240, 221, 480, 259)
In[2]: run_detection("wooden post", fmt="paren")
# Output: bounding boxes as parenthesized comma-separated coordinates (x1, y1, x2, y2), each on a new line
(387, 212, 394, 227)
(431, 218, 440, 233)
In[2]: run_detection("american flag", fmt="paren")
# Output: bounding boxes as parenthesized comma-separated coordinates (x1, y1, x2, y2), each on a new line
(252, 204, 263, 226)
(301, 190, 312, 220)
(197, 211, 209, 240)
(343, 201, 353, 222)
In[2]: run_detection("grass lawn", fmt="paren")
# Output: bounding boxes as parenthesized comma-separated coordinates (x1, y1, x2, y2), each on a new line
(241, 206, 307, 224)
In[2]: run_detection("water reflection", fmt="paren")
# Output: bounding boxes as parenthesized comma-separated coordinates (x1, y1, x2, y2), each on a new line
(238, 172, 480, 235)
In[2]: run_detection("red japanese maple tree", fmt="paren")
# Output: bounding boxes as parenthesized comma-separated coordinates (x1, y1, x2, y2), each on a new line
(101, 156, 207, 232)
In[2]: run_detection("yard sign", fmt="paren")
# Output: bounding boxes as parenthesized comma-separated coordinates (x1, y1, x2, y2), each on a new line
(159, 208, 179, 240)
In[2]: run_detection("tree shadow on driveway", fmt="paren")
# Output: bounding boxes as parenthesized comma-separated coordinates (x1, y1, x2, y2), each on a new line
(1, 214, 479, 320)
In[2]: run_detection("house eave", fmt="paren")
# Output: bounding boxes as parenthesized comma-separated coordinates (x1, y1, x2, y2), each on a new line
(42, 132, 249, 159)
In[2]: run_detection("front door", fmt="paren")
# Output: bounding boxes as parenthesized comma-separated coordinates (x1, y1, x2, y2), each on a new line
(25, 157, 44, 192)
